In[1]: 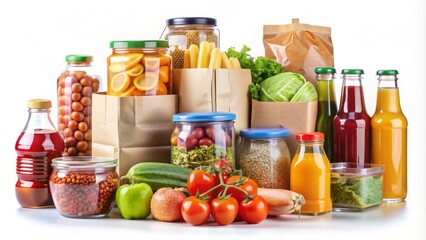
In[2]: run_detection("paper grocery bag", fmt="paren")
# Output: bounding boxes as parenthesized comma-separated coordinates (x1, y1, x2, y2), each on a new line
(92, 92, 177, 176)
(173, 69, 251, 133)
(251, 100, 317, 157)
(263, 18, 334, 84)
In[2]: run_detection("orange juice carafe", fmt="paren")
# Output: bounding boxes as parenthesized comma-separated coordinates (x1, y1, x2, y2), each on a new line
(372, 70, 407, 203)
(290, 132, 332, 215)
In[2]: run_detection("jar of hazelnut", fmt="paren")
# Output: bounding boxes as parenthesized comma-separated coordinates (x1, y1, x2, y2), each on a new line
(57, 55, 101, 156)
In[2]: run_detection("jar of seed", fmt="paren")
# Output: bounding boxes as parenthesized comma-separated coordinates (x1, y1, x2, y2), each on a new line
(237, 128, 291, 189)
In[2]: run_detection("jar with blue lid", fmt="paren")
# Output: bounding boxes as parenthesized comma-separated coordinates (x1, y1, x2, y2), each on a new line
(171, 112, 236, 169)
(237, 128, 291, 189)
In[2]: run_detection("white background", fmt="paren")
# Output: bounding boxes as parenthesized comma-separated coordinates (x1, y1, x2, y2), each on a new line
(0, 0, 425, 239)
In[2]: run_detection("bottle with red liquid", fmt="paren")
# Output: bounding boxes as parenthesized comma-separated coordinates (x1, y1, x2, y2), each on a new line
(333, 69, 371, 164)
(15, 99, 65, 208)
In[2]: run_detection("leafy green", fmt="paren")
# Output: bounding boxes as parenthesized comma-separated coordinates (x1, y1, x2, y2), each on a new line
(290, 82, 318, 102)
(225, 45, 254, 70)
(172, 144, 233, 169)
(259, 72, 305, 102)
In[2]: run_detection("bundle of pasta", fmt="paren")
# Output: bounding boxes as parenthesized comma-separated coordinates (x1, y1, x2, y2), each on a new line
(183, 41, 241, 69)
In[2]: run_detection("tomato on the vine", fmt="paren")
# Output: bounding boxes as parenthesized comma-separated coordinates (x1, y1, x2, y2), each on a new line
(210, 197, 239, 225)
(187, 170, 215, 200)
(214, 158, 233, 173)
(181, 196, 211, 226)
(239, 195, 268, 224)
(225, 176, 258, 203)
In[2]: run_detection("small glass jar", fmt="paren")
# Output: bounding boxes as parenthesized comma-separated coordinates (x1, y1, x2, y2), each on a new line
(237, 128, 291, 189)
(171, 112, 235, 169)
(108, 40, 172, 96)
(57, 55, 101, 156)
(163, 17, 219, 69)
(49, 156, 119, 218)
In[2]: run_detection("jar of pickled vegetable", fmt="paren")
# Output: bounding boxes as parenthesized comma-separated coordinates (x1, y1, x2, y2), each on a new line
(171, 112, 235, 169)
(163, 17, 219, 69)
(108, 40, 172, 96)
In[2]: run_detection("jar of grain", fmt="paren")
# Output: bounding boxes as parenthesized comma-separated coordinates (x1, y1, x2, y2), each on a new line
(237, 128, 291, 189)
(162, 17, 219, 68)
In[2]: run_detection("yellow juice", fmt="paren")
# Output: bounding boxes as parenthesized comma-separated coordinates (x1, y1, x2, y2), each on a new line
(290, 152, 332, 214)
(372, 88, 407, 202)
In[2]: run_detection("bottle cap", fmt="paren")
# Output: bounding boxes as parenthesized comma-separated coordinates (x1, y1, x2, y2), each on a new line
(315, 67, 336, 74)
(377, 70, 398, 75)
(296, 132, 324, 141)
(27, 99, 51, 109)
(341, 69, 364, 75)
(66, 55, 93, 63)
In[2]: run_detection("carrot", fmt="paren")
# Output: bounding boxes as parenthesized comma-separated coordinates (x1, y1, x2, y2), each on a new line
(258, 188, 305, 216)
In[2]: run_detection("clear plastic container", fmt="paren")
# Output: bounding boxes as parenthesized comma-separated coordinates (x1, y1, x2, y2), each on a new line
(237, 128, 291, 189)
(57, 55, 101, 156)
(331, 162, 384, 211)
(50, 156, 119, 218)
(108, 40, 172, 96)
(171, 112, 235, 169)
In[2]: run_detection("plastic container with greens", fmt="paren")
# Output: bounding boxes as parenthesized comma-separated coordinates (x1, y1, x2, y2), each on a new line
(331, 163, 384, 211)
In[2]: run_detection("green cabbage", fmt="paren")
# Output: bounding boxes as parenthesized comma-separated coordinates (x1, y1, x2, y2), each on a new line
(290, 82, 318, 102)
(260, 72, 306, 102)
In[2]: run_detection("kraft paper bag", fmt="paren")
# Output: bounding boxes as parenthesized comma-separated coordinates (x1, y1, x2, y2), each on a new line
(92, 92, 177, 176)
(263, 18, 334, 84)
(173, 69, 251, 133)
(251, 100, 317, 158)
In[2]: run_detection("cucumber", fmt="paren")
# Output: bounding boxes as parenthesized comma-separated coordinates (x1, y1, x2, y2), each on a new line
(121, 162, 192, 191)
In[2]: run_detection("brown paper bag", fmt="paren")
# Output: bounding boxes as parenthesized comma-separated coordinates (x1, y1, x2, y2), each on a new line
(251, 100, 317, 157)
(263, 18, 334, 84)
(92, 92, 177, 176)
(173, 69, 251, 133)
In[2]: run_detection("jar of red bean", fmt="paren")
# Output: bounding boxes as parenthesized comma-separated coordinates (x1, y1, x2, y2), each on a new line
(57, 55, 102, 156)
(49, 156, 118, 218)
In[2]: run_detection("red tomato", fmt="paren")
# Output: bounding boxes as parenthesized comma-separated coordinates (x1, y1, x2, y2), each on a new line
(181, 196, 211, 226)
(239, 195, 268, 224)
(187, 170, 215, 200)
(214, 158, 233, 173)
(225, 176, 258, 203)
(210, 197, 239, 225)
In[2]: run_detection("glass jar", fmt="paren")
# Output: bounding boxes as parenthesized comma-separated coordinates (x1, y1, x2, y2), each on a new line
(237, 128, 291, 189)
(57, 55, 101, 156)
(163, 17, 219, 69)
(108, 40, 172, 96)
(50, 156, 119, 218)
(171, 112, 235, 169)
(290, 132, 332, 215)
(15, 99, 65, 208)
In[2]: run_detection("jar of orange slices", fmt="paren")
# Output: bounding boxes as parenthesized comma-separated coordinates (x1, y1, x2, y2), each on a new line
(107, 40, 172, 96)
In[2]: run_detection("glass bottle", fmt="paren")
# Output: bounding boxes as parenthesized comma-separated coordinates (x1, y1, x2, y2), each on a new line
(15, 99, 65, 208)
(57, 55, 101, 156)
(372, 70, 407, 203)
(333, 69, 371, 164)
(290, 132, 332, 215)
(315, 67, 337, 162)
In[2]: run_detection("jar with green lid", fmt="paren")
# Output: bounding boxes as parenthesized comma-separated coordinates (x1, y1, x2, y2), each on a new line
(57, 55, 101, 156)
(237, 128, 291, 189)
(162, 17, 219, 69)
(108, 40, 172, 96)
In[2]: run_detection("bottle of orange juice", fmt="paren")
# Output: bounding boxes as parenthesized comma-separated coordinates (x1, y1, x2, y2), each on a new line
(372, 70, 408, 203)
(290, 132, 332, 215)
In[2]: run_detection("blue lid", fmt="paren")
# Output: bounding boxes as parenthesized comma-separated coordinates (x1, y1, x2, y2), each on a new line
(173, 112, 236, 122)
(240, 128, 291, 138)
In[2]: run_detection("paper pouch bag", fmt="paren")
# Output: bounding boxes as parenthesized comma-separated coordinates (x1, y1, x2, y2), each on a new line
(263, 18, 334, 84)
(92, 92, 177, 176)
(173, 69, 251, 133)
(251, 100, 317, 157)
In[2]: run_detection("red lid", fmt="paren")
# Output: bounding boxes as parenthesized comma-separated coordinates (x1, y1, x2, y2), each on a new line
(296, 132, 324, 141)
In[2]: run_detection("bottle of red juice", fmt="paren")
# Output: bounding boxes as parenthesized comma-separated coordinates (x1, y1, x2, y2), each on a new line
(333, 69, 371, 164)
(15, 99, 65, 208)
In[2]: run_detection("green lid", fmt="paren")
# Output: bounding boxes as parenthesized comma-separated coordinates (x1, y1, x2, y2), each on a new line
(377, 70, 398, 75)
(110, 40, 169, 49)
(66, 55, 93, 63)
(341, 69, 364, 74)
(315, 67, 336, 74)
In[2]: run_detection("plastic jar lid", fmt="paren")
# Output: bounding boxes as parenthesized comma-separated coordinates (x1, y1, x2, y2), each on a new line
(240, 128, 290, 138)
(52, 156, 117, 170)
(331, 162, 384, 176)
(110, 40, 169, 49)
(296, 132, 324, 141)
(166, 17, 217, 26)
(66, 55, 93, 63)
(173, 112, 236, 122)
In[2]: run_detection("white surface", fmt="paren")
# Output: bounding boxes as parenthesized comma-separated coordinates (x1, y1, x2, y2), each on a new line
(1, 0, 425, 239)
